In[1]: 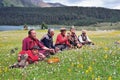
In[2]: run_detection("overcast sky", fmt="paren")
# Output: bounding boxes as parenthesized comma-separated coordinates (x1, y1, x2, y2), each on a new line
(44, 0, 120, 9)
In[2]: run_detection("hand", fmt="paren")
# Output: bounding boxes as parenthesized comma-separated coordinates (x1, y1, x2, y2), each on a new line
(69, 45, 73, 48)
(18, 57, 21, 62)
(55, 47, 60, 52)
(49, 49, 55, 53)
(86, 40, 89, 43)
(34, 61, 38, 64)
(77, 44, 82, 48)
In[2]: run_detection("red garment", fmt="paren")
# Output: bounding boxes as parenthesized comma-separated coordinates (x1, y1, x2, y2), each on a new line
(55, 33, 70, 46)
(22, 36, 44, 51)
(19, 50, 39, 62)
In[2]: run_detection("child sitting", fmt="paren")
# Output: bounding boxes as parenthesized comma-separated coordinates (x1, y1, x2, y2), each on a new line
(10, 46, 45, 68)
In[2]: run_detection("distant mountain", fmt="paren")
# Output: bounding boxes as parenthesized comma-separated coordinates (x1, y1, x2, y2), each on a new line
(0, 0, 66, 7)
(48, 3, 65, 7)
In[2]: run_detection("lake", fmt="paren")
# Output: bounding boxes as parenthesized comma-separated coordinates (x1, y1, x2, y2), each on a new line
(0, 25, 69, 31)
(0, 25, 23, 31)
(0, 25, 44, 31)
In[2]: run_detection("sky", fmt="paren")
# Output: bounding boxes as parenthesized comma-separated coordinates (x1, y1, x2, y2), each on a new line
(44, 0, 120, 9)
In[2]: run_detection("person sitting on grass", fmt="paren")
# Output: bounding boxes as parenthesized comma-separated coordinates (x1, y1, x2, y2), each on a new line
(55, 28, 71, 51)
(68, 26, 82, 48)
(78, 30, 94, 45)
(10, 46, 45, 68)
(22, 29, 54, 57)
(40, 29, 59, 54)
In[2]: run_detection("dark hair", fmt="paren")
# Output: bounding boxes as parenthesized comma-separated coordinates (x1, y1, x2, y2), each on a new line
(28, 29, 34, 35)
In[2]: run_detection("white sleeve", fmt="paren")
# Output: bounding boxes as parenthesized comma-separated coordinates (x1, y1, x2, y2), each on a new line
(78, 36, 84, 43)
(86, 36, 91, 42)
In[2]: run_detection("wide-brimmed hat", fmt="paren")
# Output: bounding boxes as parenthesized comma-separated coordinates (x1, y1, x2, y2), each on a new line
(31, 46, 40, 50)
(60, 28, 66, 32)
(82, 30, 87, 34)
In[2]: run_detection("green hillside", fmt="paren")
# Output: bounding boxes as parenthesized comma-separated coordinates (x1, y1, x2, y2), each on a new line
(0, 7, 120, 26)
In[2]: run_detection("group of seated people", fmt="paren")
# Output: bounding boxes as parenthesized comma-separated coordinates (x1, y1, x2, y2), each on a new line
(10, 27, 94, 68)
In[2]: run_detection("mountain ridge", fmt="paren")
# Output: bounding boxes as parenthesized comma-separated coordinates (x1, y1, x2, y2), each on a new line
(0, 0, 65, 7)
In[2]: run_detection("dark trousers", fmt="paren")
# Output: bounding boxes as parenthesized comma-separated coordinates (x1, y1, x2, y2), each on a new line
(55, 44, 69, 51)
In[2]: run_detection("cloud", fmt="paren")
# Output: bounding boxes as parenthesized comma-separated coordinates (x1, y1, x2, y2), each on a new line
(44, 0, 120, 9)
(113, 5, 120, 9)
(72, 0, 104, 7)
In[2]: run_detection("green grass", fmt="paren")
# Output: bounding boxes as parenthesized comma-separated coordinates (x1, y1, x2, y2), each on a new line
(0, 30, 120, 80)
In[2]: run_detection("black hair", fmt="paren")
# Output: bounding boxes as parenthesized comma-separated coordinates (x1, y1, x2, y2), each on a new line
(28, 29, 34, 35)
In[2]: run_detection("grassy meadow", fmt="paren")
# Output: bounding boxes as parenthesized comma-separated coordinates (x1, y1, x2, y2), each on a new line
(0, 30, 120, 80)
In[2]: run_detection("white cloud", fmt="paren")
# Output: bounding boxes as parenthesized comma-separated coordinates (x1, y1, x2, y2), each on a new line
(44, 0, 68, 4)
(44, 0, 120, 9)
(72, 0, 104, 7)
(113, 5, 120, 9)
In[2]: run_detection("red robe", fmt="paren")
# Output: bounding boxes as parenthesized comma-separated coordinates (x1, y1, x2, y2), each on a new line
(22, 36, 44, 51)
(19, 50, 39, 63)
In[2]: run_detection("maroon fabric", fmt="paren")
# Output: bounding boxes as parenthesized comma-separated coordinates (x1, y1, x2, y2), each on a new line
(39, 49, 47, 55)
(22, 36, 44, 51)
(19, 50, 39, 62)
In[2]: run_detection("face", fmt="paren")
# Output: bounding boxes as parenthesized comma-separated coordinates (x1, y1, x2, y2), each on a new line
(30, 30, 36, 39)
(32, 49, 39, 54)
(70, 28, 75, 34)
(50, 31, 54, 37)
(82, 32, 86, 36)
(61, 30, 66, 36)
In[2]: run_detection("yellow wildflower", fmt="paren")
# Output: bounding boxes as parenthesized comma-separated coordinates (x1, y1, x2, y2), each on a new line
(104, 54, 108, 59)
(81, 64, 83, 68)
(92, 74, 95, 80)
(0, 69, 2, 74)
(104, 47, 108, 51)
(85, 70, 89, 74)
(77, 64, 83, 68)
(108, 76, 112, 80)
(96, 76, 100, 80)
(92, 62, 95, 65)
(88, 66, 92, 72)
(71, 63, 74, 67)
(4, 67, 8, 72)
(68, 69, 71, 72)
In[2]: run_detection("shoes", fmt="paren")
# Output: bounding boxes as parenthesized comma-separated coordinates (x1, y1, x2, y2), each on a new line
(18, 54, 28, 67)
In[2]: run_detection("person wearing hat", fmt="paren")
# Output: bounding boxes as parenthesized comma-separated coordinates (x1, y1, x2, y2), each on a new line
(55, 28, 71, 51)
(10, 46, 45, 68)
(78, 30, 94, 45)
(40, 29, 59, 54)
(68, 27, 82, 48)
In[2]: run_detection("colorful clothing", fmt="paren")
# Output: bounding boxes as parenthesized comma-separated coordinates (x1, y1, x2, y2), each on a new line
(22, 36, 44, 51)
(55, 33, 70, 46)
(78, 34, 91, 43)
(55, 33, 70, 50)
(40, 34, 55, 49)
(68, 33, 79, 46)
(19, 50, 39, 63)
